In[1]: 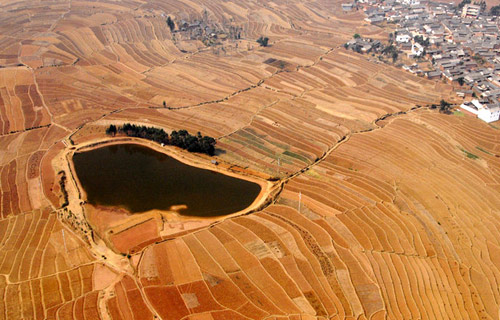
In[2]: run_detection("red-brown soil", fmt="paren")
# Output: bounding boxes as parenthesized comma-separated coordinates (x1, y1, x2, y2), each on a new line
(0, 0, 499, 319)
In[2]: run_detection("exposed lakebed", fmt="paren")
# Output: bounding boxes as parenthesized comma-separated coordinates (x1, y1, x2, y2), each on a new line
(72, 143, 262, 216)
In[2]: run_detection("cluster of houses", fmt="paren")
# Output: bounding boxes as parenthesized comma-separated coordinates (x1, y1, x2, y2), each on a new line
(342, 0, 500, 122)
(344, 37, 385, 53)
(172, 18, 241, 45)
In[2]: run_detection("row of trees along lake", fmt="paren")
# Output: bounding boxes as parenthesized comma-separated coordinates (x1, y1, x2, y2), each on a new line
(105, 124, 216, 156)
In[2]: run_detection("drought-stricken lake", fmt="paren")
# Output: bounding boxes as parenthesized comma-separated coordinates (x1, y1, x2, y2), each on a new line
(72, 143, 262, 216)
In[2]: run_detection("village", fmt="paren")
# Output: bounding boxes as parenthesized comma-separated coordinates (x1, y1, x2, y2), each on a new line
(343, 0, 500, 122)
(162, 11, 242, 49)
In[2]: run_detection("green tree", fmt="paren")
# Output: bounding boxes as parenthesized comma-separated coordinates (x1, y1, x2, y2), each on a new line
(166, 16, 175, 31)
(353, 33, 361, 39)
(479, 0, 486, 12)
(439, 100, 452, 114)
(491, 5, 500, 15)
(200, 136, 216, 156)
(382, 45, 396, 55)
(185, 135, 200, 152)
(257, 36, 269, 47)
(458, 0, 471, 9)
(473, 54, 485, 65)
(457, 77, 465, 86)
(414, 35, 430, 47)
(105, 124, 117, 136)
(392, 52, 398, 63)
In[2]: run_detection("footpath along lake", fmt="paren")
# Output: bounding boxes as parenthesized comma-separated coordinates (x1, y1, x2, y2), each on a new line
(72, 143, 262, 216)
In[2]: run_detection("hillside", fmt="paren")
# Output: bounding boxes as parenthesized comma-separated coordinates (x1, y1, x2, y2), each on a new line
(1, 0, 500, 319)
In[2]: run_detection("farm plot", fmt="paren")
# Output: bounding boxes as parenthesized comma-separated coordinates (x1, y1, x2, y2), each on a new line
(125, 111, 500, 319)
(277, 111, 500, 319)
(0, 69, 51, 135)
(0, 0, 499, 319)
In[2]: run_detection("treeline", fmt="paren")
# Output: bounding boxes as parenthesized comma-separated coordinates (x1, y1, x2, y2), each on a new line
(106, 123, 216, 156)
(429, 100, 453, 114)
(58, 171, 69, 208)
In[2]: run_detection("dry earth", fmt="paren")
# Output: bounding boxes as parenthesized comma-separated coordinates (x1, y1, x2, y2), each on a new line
(0, 0, 499, 319)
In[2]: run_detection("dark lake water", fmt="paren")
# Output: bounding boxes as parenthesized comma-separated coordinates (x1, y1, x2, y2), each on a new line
(72, 144, 262, 216)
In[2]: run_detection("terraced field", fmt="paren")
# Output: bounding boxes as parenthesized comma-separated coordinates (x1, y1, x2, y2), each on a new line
(1, 0, 499, 319)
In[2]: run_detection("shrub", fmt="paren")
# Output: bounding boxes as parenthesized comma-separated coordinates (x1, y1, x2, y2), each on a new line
(257, 36, 269, 47)
(439, 100, 452, 114)
(166, 16, 175, 31)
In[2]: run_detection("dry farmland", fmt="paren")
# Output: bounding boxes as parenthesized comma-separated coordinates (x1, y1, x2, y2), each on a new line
(1, 0, 499, 319)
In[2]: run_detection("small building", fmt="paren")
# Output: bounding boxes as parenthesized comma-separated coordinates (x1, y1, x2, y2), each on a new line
(411, 42, 424, 56)
(464, 72, 483, 85)
(342, 3, 354, 11)
(396, 33, 411, 43)
(426, 70, 442, 79)
(365, 15, 384, 23)
(361, 44, 372, 53)
(456, 90, 473, 98)
(460, 99, 483, 114)
(402, 0, 420, 5)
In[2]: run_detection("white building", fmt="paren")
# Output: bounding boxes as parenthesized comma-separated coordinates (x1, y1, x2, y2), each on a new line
(365, 15, 384, 23)
(342, 3, 354, 11)
(461, 4, 480, 19)
(479, 105, 500, 123)
(402, 0, 420, 5)
(460, 100, 500, 123)
(411, 42, 424, 56)
(396, 33, 411, 43)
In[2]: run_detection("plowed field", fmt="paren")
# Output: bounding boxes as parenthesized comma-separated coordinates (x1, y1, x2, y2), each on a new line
(1, 0, 498, 319)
